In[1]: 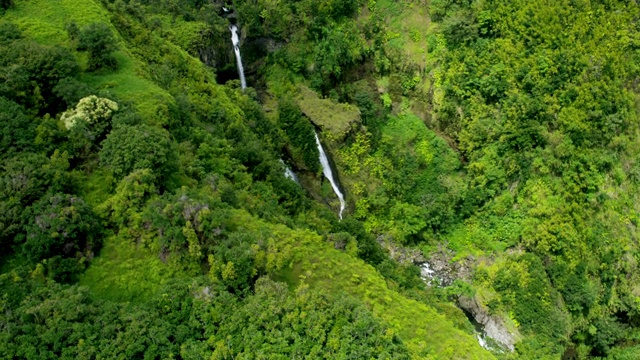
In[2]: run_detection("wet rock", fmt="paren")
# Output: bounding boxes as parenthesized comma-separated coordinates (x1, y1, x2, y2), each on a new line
(458, 295, 519, 352)
(421, 248, 473, 286)
(418, 262, 437, 283)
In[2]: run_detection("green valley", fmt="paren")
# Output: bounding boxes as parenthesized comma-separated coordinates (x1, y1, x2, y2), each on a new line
(1, 0, 640, 359)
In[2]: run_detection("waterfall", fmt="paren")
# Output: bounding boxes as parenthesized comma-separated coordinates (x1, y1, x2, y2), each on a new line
(314, 131, 346, 219)
(280, 159, 300, 184)
(229, 25, 246, 90)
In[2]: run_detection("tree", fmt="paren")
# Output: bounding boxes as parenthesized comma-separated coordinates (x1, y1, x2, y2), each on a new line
(78, 23, 118, 71)
(101, 168, 157, 234)
(206, 277, 411, 358)
(61, 95, 118, 133)
(0, 0, 13, 13)
(0, 40, 81, 114)
(0, 151, 70, 251)
(22, 193, 101, 263)
(52, 77, 92, 108)
(0, 97, 35, 159)
(0, 22, 21, 43)
(278, 98, 320, 173)
(99, 124, 178, 182)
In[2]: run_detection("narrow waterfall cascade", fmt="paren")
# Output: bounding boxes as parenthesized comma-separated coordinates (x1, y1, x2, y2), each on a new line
(419, 262, 437, 284)
(314, 131, 346, 219)
(280, 159, 300, 184)
(229, 25, 246, 90)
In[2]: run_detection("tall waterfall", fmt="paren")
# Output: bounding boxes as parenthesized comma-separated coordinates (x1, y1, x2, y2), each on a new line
(229, 25, 246, 90)
(314, 131, 346, 219)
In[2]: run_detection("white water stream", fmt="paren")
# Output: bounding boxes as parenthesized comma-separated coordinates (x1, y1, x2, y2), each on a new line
(314, 131, 345, 219)
(280, 159, 300, 184)
(230, 25, 246, 90)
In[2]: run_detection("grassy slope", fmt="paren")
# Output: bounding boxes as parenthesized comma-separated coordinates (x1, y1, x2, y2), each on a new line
(79, 234, 190, 303)
(4, 0, 173, 120)
(232, 211, 494, 360)
(377, 0, 431, 67)
(4, 1, 494, 358)
(3, 0, 186, 300)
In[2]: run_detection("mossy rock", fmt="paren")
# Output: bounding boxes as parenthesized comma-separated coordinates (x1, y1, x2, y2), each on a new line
(296, 85, 360, 140)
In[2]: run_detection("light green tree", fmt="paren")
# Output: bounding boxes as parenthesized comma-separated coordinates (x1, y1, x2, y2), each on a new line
(61, 95, 118, 130)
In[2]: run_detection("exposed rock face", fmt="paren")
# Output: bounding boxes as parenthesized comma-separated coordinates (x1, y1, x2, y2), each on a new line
(376, 239, 519, 351)
(197, 27, 235, 69)
(458, 295, 518, 352)
(421, 248, 473, 286)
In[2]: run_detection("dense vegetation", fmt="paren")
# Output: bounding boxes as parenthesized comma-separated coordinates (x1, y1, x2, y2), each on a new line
(2, 0, 640, 359)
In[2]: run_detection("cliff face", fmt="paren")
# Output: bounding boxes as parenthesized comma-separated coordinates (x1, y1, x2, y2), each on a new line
(458, 295, 520, 352)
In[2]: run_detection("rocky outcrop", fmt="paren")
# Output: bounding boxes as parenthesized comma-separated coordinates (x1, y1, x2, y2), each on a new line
(458, 295, 519, 352)
(376, 239, 519, 351)
(296, 86, 361, 141)
(419, 248, 473, 286)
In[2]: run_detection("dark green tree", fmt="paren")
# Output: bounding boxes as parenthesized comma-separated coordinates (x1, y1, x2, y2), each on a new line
(99, 124, 178, 182)
(0, 152, 70, 251)
(52, 77, 92, 108)
(0, 22, 21, 43)
(0, 0, 13, 13)
(0, 40, 80, 114)
(78, 22, 118, 71)
(22, 193, 101, 263)
(0, 97, 35, 159)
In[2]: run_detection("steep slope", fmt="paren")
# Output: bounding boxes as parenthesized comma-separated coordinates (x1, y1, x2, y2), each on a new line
(0, 0, 495, 358)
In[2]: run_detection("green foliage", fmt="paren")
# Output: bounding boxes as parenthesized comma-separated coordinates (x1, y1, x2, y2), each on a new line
(0, 275, 411, 359)
(429, 1, 640, 356)
(52, 77, 92, 108)
(235, 0, 365, 40)
(296, 85, 362, 138)
(78, 22, 118, 71)
(0, 151, 71, 251)
(0, 0, 13, 12)
(278, 97, 321, 173)
(332, 217, 386, 265)
(22, 193, 101, 264)
(99, 124, 178, 182)
(100, 168, 157, 231)
(430, 0, 473, 22)
(0, 34, 81, 114)
(0, 279, 197, 358)
(207, 277, 410, 359)
(0, 98, 35, 159)
(14, 0, 640, 357)
(342, 113, 464, 243)
(310, 21, 369, 92)
(0, 21, 21, 43)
